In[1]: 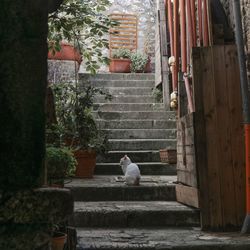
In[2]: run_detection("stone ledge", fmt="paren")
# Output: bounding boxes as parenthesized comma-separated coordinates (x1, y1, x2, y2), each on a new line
(0, 188, 73, 224)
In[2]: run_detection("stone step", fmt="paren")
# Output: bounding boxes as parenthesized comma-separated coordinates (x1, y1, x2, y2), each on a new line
(109, 139, 176, 151)
(94, 95, 154, 103)
(82, 80, 155, 88)
(76, 228, 250, 250)
(96, 119, 176, 129)
(65, 176, 176, 201)
(94, 111, 176, 120)
(95, 162, 177, 176)
(94, 103, 164, 112)
(97, 150, 162, 163)
(80, 73, 155, 81)
(71, 201, 200, 228)
(101, 87, 154, 96)
(103, 129, 176, 140)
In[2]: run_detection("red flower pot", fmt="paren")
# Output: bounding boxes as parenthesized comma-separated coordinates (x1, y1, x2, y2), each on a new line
(48, 42, 82, 65)
(74, 150, 96, 178)
(109, 58, 131, 73)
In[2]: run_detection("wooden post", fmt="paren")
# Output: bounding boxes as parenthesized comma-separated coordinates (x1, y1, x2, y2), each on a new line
(158, 0, 170, 109)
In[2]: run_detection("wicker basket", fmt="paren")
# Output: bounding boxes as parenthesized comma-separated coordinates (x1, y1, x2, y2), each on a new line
(159, 149, 177, 164)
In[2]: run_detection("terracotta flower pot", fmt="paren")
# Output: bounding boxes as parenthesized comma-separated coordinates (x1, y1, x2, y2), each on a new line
(48, 42, 82, 65)
(144, 58, 152, 73)
(74, 150, 96, 178)
(109, 58, 131, 73)
(51, 232, 67, 250)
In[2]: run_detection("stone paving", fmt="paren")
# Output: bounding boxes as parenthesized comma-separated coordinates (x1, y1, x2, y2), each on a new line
(66, 175, 177, 188)
(76, 228, 250, 250)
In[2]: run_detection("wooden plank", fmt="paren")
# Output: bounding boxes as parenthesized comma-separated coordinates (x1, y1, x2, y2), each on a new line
(176, 184, 199, 208)
(159, 0, 168, 56)
(225, 45, 245, 226)
(111, 41, 136, 46)
(192, 47, 210, 229)
(212, 45, 237, 228)
(111, 34, 136, 38)
(110, 45, 135, 49)
(176, 113, 197, 187)
(155, 8, 162, 86)
(202, 47, 223, 229)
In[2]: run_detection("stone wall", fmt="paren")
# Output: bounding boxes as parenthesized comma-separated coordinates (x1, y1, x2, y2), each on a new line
(220, 0, 250, 81)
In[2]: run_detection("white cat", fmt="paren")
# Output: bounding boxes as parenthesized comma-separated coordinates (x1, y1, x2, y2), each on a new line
(119, 155, 141, 186)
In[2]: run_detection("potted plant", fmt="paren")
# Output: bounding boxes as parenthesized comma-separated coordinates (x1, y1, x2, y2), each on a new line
(130, 52, 149, 73)
(50, 225, 67, 250)
(109, 48, 132, 73)
(46, 145, 76, 187)
(51, 82, 111, 178)
(48, 41, 82, 66)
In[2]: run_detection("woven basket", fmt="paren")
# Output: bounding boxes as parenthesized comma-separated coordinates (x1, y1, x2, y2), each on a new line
(159, 149, 177, 164)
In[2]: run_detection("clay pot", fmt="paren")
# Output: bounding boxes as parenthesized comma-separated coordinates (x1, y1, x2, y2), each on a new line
(51, 232, 67, 250)
(109, 58, 131, 73)
(144, 58, 152, 73)
(74, 150, 96, 178)
(48, 42, 82, 65)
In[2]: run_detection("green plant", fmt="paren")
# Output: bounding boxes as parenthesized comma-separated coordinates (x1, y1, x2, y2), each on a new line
(50, 82, 111, 153)
(111, 48, 131, 59)
(46, 146, 76, 180)
(152, 87, 163, 103)
(48, 0, 117, 74)
(130, 52, 148, 72)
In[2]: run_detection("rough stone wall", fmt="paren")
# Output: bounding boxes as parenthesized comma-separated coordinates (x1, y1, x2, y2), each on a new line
(220, 0, 250, 81)
(48, 60, 79, 83)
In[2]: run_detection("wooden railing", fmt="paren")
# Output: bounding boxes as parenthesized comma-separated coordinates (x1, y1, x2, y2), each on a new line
(109, 13, 138, 57)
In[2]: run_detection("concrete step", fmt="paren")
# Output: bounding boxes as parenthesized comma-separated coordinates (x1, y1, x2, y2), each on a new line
(103, 129, 176, 140)
(71, 201, 200, 228)
(109, 139, 176, 151)
(65, 176, 176, 201)
(101, 87, 154, 96)
(76, 228, 250, 250)
(80, 73, 155, 81)
(95, 162, 176, 175)
(94, 111, 176, 120)
(94, 95, 154, 103)
(96, 119, 177, 129)
(97, 150, 162, 163)
(94, 103, 164, 112)
(82, 80, 154, 88)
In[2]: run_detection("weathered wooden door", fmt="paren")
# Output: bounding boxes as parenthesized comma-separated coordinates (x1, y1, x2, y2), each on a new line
(176, 45, 245, 230)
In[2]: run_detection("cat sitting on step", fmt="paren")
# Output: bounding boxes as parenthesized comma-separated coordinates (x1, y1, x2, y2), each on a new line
(119, 155, 141, 186)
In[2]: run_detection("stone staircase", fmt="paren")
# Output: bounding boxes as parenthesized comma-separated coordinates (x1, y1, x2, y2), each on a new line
(66, 73, 201, 249)
(85, 73, 177, 176)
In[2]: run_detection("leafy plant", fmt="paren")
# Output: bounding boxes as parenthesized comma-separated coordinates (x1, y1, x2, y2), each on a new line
(51, 82, 112, 153)
(46, 146, 76, 179)
(111, 48, 131, 59)
(130, 52, 148, 72)
(48, 0, 117, 74)
(152, 87, 163, 103)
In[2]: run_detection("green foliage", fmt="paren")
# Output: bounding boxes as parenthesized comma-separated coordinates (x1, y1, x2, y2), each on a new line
(51, 82, 111, 153)
(48, 0, 116, 74)
(152, 87, 163, 103)
(112, 48, 131, 59)
(46, 146, 76, 179)
(130, 52, 148, 72)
